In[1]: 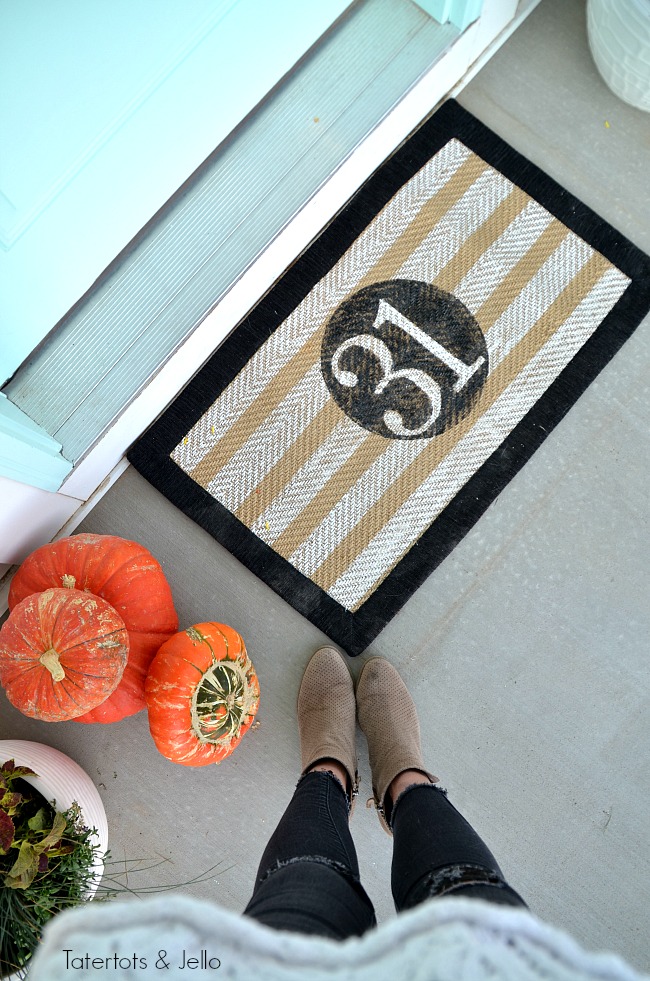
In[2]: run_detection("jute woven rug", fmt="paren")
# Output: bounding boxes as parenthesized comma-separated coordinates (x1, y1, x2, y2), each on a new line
(128, 101, 650, 655)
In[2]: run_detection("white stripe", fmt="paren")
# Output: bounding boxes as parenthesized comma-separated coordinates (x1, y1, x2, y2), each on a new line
(454, 199, 554, 313)
(486, 233, 593, 367)
(326, 266, 630, 610)
(205, 364, 329, 511)
(288, 438, 428, 577)
(251, 420, 369, 545)
(396, 166, 514, 282)
(172, 139, 472, 471)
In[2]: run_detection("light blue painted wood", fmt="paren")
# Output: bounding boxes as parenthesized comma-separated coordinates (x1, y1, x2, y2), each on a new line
(0, 0, 352, 386)
(414, 0, 483, 31)
(0, 395, 71, 491)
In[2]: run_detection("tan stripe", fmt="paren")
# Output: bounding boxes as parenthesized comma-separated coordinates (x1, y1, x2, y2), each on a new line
(312, 252, 611, 593)
(359, 152, 490, 288)
(473, 219, 568, 328)
(235, 401, 342, 526)
(188, 355, 323, 487)
(433, 185, 531, 294)
(271, 430, 389, 558)
(273, 212, 568, 561)
(189, 154, 491, 485)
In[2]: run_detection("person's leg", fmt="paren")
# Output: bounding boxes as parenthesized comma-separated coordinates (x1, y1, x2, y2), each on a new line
(243, 768, 376, 938)
(356, 658, 526, 913)
(389, 777, 526, 910)
(243, 648, 376, 940)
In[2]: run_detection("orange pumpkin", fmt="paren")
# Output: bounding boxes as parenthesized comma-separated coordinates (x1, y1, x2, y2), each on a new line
(8, 534, 178, 723)
(0, 588, 128, 722)
(145, 623, 260, 766)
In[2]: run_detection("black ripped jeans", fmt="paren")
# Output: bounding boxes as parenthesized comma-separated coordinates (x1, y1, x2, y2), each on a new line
(243, 771, 526, 940)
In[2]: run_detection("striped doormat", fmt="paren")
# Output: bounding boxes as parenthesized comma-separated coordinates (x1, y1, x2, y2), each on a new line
(128, 100, 650, 655)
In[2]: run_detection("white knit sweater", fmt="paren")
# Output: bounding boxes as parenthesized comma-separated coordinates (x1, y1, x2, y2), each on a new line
(30, 893, 647, 981)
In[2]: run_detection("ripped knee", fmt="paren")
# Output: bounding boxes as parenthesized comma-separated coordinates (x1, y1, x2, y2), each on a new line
(259, 854, 360, 886)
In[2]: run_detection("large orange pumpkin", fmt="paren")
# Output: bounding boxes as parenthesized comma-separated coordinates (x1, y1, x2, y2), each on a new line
(145, 623, 260, 767)
(8, 534, 178, 723)
(0, 588, 128, 722)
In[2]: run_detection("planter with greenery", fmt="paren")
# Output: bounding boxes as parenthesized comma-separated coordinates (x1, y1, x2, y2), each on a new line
(0, 741, 107, 980)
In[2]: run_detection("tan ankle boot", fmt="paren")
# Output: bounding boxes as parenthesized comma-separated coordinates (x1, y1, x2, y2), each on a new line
(297, 646, 359, 810)
(356, 657, 436, 834)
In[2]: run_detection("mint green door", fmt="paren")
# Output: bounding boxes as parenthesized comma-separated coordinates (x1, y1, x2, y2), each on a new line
(0, 0, 352, 388)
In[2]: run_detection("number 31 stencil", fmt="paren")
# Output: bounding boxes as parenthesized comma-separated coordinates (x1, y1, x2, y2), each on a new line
(321, 280, 489, 439)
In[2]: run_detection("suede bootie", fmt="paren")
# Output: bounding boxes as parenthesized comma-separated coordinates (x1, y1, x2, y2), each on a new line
(297, 646, 359, 811)
(356, 657, 437, 834)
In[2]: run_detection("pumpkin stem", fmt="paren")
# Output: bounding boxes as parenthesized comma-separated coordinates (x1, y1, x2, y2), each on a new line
(61, 574, 76, 589)
(39, 648, 65, 682)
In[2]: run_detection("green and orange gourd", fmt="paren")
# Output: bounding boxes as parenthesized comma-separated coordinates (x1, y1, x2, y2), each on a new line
(145, 623, 260, 766)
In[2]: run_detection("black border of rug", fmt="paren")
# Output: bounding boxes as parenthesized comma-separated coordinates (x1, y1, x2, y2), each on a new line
(128, 99, 650, 656)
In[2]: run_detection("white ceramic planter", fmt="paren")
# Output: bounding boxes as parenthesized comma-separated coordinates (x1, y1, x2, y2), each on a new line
(587, 0, 650, 111)
(0, 739, 108, 895)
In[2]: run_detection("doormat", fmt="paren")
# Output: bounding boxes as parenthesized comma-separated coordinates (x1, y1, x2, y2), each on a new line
(128, 100, 650, 656)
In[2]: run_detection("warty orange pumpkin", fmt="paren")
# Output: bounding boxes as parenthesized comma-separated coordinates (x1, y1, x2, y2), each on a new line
(0, 588, 129, 722)
(145, 623, 260, 766)
(8, 534, 178, 723)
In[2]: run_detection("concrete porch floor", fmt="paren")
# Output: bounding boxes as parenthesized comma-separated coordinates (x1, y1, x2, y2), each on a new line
(1, 0, 648, 972)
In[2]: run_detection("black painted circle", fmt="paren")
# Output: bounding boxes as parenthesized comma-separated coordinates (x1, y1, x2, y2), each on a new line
(321, 280, 489, 439)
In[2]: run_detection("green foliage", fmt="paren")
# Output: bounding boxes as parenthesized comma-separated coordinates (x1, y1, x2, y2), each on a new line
(0, 758, 227, 979)
(0, 760, 102, 979)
